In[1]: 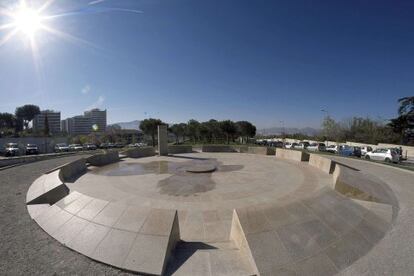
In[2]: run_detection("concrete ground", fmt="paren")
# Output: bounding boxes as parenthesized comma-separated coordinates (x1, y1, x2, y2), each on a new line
(2, 153, 414, 275)
(0, 155, 132, 275)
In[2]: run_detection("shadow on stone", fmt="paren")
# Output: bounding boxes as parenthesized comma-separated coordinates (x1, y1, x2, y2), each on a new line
(164, 241, 217, 276)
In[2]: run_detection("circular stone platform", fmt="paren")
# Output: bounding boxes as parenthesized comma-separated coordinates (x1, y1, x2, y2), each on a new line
(25, 152, 401, 276)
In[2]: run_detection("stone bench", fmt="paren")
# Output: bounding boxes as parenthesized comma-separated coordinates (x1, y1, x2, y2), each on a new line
(201, 145, 237, 152)
(275, 148, 310, 161)
(241, 146, 275, 155)
(28, 191, 181, 276)
(168, 145, 193, 154)
(86, 151, 119, 166)
(308, 154, 336, 174)
(59, 158, 87, 182)
(123, 147, 156, 158)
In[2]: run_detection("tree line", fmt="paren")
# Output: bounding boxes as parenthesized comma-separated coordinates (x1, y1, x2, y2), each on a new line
(320, 96, 414, 145)
(0, 104, 41, 137)
(139, 118, 256, 146)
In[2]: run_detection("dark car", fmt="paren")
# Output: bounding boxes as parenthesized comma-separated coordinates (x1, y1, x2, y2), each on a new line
(114, 143, 125, 148)
(25, 144, 39, 155)
(338, 145, 361, 158)
(4, 143, 19, 157)
(269, 141, 284, 148)
(83, 143, 97, 150)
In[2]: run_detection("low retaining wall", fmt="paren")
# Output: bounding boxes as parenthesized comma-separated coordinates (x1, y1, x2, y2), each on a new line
(247, 146, 275, 155)
(86, 151, 119, 166)
(201, 145, 237, 153)
(230, 210, 260, 276)
(0, 152, 75, 169)
(59, 158, 87, 182)
(332, 164, 397, 205)
(239, 146, 275, 155)
(275, 148, 310, 161)
(124, 147, 156, 158)
(168, 145, 193, 154)
(309, 154, 336, 174)
(236, 146, 249, 153)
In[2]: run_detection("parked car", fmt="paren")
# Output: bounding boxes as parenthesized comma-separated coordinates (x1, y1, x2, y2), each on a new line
(307, 143, 326, 152)
(365, 148, 400, 163)
(83, 143, 97, 150)
(285, 142, 298, 149)
(294, 141, 310, 149)
(55, 143, 69, 152)
(338, 145, 361, 157)
(361, 146, 373, 156)
(4, 143, 19, 157)
(25, 144, 39, 155)
(325, 145, 338, 154)
(114, 143, 125, 148)
(269, 141, 284, 148)
(69, 144, 83, 151)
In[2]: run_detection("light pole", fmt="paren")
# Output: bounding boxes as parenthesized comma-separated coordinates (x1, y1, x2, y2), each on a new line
(320, 109, 329, 146)
(280, 120, 285, 142)
(321, 109, 329, 118)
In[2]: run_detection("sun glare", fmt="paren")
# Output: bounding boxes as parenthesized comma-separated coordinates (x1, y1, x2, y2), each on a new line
(14, 7, 43, 36)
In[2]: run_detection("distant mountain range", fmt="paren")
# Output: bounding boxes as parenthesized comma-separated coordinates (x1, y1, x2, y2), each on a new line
(109, 120, 141, 130)
(257, 127, 321, 136)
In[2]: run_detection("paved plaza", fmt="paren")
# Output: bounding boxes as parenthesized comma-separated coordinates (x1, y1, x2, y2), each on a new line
(2, 150, 414, 275)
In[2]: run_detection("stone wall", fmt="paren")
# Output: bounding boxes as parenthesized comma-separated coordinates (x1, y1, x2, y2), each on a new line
(86, 151, 119, 166)
(168, 145, 193, 154)
(308, 154, 336, 174)
(59, 158, 87, 182)
(0, 152, 75, 169)
(124, 147, 156, 158)
(275, 148, 310, 161)
(239, 146, 275, 155)
(201, 145, 237, 152)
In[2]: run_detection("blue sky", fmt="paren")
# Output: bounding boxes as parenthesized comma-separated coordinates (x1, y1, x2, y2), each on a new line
(0, 0, 413, 128)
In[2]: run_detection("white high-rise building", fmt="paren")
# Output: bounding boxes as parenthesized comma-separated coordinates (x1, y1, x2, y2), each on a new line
(61, 108, 107, 136)
(33, 110, 61, 134)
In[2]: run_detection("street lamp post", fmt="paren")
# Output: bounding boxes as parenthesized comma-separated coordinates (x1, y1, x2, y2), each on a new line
(320, 109, 329, 146)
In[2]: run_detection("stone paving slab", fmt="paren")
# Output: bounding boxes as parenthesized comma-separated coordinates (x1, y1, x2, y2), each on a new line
(92, 229, 136, 267)
(24, 152, 402, 275)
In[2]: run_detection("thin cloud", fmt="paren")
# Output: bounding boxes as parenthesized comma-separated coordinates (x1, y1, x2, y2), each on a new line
(87, 95, 105, 110)
(81, 84, 91, 94)
(89, 0, 105, 5)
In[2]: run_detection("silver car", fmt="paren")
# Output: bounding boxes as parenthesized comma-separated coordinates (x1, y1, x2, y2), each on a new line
(307, 143, 326, 151)
(365, 148, 399, 163)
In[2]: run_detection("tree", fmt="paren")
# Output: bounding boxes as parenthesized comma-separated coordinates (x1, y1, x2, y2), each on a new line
(43, 114, 50, 136)
(186, 119, 200, 143)
(236, 121, 256, 144)
(0, 112, 16, 137)
(139, 118, 164, 146)
(199, 122, 212, 143)
(321, 116, 344, 142)
(389, 96, 414, 144)
(170, 123, 186, 144)
(220, 120, 238, 144)
(398, 96, 414, 115)
(207, 120, 221, 142)
(0, 112, 15, 129)
(15, 104, 40, 130)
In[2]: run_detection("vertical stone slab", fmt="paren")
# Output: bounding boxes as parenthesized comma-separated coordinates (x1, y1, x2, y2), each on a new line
(158, 124, 168, 156)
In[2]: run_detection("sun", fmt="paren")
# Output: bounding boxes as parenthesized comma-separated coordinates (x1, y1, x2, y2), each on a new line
(13, 7, 43, 37)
